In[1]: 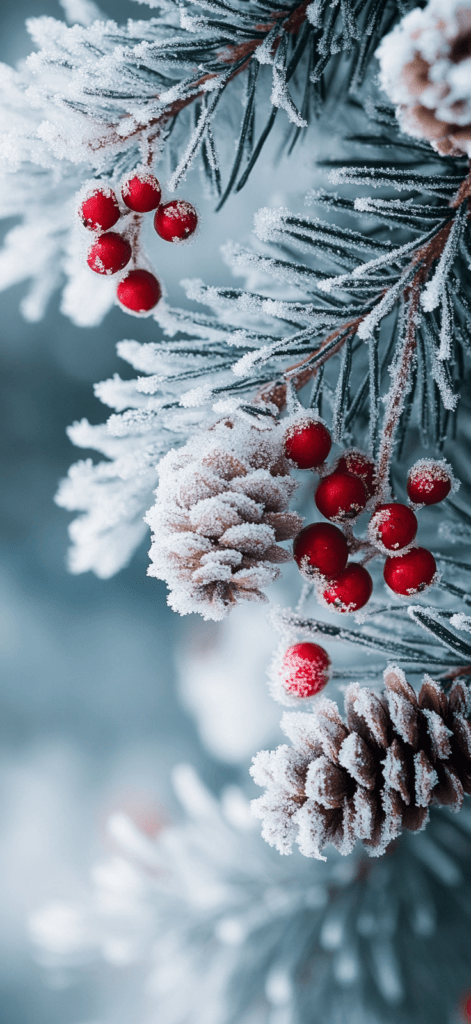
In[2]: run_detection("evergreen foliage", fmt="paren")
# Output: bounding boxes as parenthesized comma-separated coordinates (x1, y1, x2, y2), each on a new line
(4, 0, 471, 1020)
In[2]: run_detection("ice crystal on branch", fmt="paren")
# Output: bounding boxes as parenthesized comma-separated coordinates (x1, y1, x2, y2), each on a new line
(146, 411, 302, 619)
(251, 667, 471, 859)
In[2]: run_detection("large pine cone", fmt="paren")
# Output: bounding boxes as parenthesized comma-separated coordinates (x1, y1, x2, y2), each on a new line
(251, 667, 471, 858)
(146, 414, 302, 620)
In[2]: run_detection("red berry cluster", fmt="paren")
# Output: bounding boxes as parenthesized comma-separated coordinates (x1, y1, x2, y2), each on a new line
(79, 174, 198, 314)
(285, 415, 453, 616)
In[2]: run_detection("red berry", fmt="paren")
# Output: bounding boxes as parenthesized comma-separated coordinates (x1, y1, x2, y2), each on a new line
(117, 269, 161, 313)
(87, 232, 132, 275)
(154, 200, 198, 242)
(407, 459, 452, 505)
(284, 418, 331, 469)
(320, 563, 373, 612)
(294, 522, 349, 577)
(281, 642, 331, 698)
(80, 188, 120, 231)
(369, 502, 418, 551)
(336, 449, 376, 499)
(383, 547, 437, 596)
(315, 471, 367, 522)
(465, 994, 471, 1022)
(122, 173, 161, 213)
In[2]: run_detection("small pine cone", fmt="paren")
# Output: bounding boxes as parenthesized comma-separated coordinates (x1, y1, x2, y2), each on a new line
(146, 415, 302, 620)
(251, 667, 471, 859)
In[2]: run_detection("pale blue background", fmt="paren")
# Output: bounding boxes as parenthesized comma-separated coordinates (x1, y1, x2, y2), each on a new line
(0, 5, 322, 1021)
(0, 4, 231, 1021)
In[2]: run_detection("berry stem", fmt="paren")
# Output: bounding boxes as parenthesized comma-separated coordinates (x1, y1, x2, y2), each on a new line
(123, 212, 144, 268)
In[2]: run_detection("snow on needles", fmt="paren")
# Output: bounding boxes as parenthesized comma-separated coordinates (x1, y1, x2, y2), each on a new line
(55, 337, 214, 578)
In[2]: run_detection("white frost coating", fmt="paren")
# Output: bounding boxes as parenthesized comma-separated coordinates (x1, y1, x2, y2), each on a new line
(450, 612, 471, 632)
(270, 41, 308, 128)
(319, 235, 418, 298)
(180, 384, 214, 408)
(421, 209, 465, 313)
(145, 414, 302, 621)
(377, 0, 471, 158)
(253, 206, 290, 243)
(306, 0, 324, 27)
(55, 334, 217, 577)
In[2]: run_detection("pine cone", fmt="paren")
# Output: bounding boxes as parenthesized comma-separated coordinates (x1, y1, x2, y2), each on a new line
(378, 1, 471, 158)
(146, 414, 302, 620)
(251, 666, 471, 859)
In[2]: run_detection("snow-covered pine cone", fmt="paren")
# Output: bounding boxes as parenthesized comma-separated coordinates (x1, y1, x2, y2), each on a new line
(377, 0, 471, 157)
(146, 414, 302, 620)
(251, 666, 471, 859)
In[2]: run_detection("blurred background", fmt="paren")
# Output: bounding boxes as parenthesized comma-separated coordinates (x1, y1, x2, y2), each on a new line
(0, 3, 321, 1021)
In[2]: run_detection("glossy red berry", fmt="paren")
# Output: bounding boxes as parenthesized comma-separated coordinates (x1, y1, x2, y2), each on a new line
(407, 459, 452, 505)
(80, 188, 120, 231)
(294, 522, 349, 577)
(281, 642, 331, 698)
(369, 502, 418, 551)
(122, 173, 162, 213)
(383, 547, 437, 595)
(336, 449, 376, 499)
(117, 269, 161, 312)
(87, 232, 132, 275)
(284, 418, 331, 470)
(320, 563, 373, 612)
(154, 199, 198, 242)
(315, 471, 367, 522)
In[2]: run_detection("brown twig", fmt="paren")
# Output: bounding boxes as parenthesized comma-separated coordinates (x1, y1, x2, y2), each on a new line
(88, 1, 311, 154)
(440, 665, 471, 681)
(256, 317, 362, 410)
(255, 189, 462, 449)
(374, 283, 420, 500)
